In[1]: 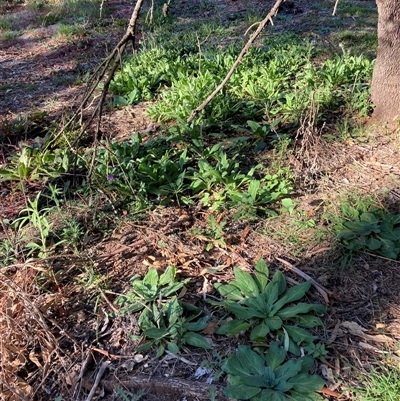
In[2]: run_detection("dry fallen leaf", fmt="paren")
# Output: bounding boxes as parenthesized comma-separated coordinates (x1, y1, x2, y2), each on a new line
(341, 321, 395, 344)
(202, 319, 219, 335)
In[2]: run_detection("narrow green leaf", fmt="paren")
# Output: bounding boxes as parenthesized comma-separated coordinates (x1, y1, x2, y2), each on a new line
(224, 301, 255, 319)
(156, 344, 165, 358)
(278, 303, 326, 319)
(234, 267, 260, 297)
(297, 314, 324, 328)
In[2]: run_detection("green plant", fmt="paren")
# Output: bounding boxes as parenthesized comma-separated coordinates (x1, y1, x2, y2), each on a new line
(210, 260, 326, 357)
(12, 192, 64, 257)
(132, 296, 211, 357)
(222, 343, 324, 400)
(191, 214, 227, 251)
(0, 238, 16, 268)
(116, 265, 190, 314)
(352, 363, 400, 401)
(0, 146, 71, 182)
(336, 205, 400, 259)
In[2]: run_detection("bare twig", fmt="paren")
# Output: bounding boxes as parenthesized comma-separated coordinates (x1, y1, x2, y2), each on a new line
(85, 360, 111, 401)
(187, 0, 286, 123)
(275, 257, 332, 303)
(332, 0, 340, 16)
(46, 0, 145, 151)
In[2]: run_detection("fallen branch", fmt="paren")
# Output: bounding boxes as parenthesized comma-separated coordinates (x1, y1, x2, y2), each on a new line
(187, 0, 286, 123)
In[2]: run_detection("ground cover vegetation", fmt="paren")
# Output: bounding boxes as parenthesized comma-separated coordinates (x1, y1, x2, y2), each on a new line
(1, 0, 400, 400)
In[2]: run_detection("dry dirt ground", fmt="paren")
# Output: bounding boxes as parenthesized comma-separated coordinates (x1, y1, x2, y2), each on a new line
(1, 1, 400, 401)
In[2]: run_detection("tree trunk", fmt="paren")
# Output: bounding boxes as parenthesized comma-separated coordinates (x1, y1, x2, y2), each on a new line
(370, 0, 400, 126)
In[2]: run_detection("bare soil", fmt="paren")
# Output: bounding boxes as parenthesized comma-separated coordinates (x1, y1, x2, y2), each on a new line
(1, 1, 400, 401)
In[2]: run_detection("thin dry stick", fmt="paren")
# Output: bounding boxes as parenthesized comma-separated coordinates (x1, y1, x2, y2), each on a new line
(187, 0, 286, 123)
(332, 0, 340, 16)
(85, 360, 111, 401)
(275, 257, 332, 304)
(45, 0, 145, 151)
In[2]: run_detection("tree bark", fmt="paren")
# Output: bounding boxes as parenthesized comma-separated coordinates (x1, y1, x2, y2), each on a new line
(371, 0, 400, 126)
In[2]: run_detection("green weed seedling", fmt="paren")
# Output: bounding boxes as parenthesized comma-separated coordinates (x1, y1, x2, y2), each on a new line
(0, 146, 71, 183)
(116, 265, 189, 314)
(12, 191, 65, 258)
(210, 260, 326, 357)
(336, 205, 400, 260)
(222, 343, 325, 401)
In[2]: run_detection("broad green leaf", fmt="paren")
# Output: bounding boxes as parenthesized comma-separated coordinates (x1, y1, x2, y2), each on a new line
(143, 267, 159, 288)
(236, 345, 265, 375)
(243, 296, 270, 316)
(266, 316, 283, 331)
(144, 327, 168, 339)
(214, 283, 243, 301)
(366, 237, 381, 251)
(288, 391, 322, 401)
(253, 389, 287, 401)
(271, 270, 287, 295)
(278, 303, 326, 319)
(274, 359, 303, 381)
(223, 384, 261, 400)
(275, 379, 293, 392)
(263, 281, 280, 309)
(159, 265, 176, 286)
(248, 180, 260, 202)
(216, 319, 251, 336)
(223, 355, 250, 376)
(183, 332, 211, 349)
(184, 315, 210, 331)
(234, 267, 260, 297)
(250, 322, 270, 341)
(263, 365, 277, 387)
(270, 281, 311, 315)
(240, 375, 267, 387)
(133, 281, 157, 299)
(299, 355, 316, 373)
(337, 229, 358, 240)
(379, 228, 400, 241)
(265, 341, 286, 370)
(288, 373, 324, 393)
(254, 259, 270, 291)
(156, 344, 165, 358)
(284, 325, 316, 345)
(224, 301, 255, 319)
(164, 297, 181, 324)
(167, 341, 180, 354)
(343, 220, 377, 235)
(360, 212, 379, 223)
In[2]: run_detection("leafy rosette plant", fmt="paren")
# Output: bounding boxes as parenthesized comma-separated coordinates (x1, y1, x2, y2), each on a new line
(336, 207, 400, 260)
(133, 296, 211, 357)
(222, 343, 325, 400)
(116, 265, 190, 314)
(210, 260, 326, 356)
